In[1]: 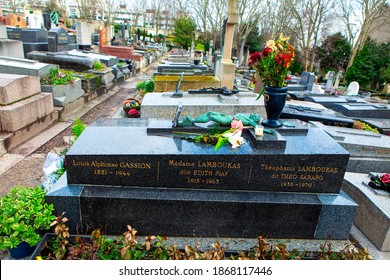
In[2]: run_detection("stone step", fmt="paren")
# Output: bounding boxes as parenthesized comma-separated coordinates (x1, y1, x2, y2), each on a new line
(0, 74, 41, 105)
(3, 110, 58, 152)
(0, 92, 54, 132)
(0, 131, 12, 156)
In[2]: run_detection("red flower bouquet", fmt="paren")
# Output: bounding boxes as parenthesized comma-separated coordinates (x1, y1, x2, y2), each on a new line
(248, 34, 295, 99)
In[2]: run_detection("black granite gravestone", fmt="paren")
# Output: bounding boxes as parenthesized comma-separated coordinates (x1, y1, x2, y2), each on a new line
(304, 96, 367, 110)
(6, 28, 49, 57)
(68, 34, 77, 50)
(282, 104, 354, 128)
(47, 118, 357, 240)
(334, 103, 390, 119)
(43, 14, 51, 30)
(48, 27, 69, 52)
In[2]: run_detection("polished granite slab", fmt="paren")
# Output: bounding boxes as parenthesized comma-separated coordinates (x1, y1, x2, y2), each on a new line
(47, 174, 357, 240)
(65, 118, 349, 194)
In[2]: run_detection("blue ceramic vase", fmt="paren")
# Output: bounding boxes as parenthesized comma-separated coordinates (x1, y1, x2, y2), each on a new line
(9, 241, 36, 259)
(261, 86, 288, 128)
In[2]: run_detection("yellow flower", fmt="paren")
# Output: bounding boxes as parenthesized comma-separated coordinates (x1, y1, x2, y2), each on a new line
(279, 33, 290, 41)
(266, 39, 276, 50)
(36, 256, 43, 260)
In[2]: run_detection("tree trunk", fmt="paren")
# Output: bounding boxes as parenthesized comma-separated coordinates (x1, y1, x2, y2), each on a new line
(345, 45, 358, 78)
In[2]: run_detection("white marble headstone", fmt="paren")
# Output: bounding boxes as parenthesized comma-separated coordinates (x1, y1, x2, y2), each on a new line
(347, 81, 359, 95)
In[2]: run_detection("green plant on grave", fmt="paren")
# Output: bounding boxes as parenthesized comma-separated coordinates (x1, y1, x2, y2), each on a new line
(71, 118, 86, 139)
(93, 61, 106, 71)
(41, 68, 74, 86)
(135, 80, 146, 91)
(136, 78, 154, 93)
(117, 62, 126, 66)
(0, 186, 55, 250)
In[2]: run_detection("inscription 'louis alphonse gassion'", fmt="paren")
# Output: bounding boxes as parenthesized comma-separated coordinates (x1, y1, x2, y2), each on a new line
(71, 160, 152, 169)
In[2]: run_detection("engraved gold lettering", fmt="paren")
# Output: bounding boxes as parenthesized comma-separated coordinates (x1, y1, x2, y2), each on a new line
(90, 161, 118, 168)
(260, 164, 295, 172)
(168, 160, 195, 167)
(180, 170, 191, 175)
(193, 170, 213, 176)
(297, 166, 338, 173)
(299, 174, 324, 180)
(119, 162, 151, 169)
(215, 171, 228, 177)
(280, 173, 298, 179)
(72, 160, 90, 167)
(197, 161, 240, 169)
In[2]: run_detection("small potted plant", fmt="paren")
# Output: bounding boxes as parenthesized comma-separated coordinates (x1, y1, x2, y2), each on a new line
(0, 186, 56, 259)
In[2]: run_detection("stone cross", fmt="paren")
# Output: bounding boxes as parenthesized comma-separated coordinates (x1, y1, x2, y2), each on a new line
(325, 71, 335, 93)
(172, 102, 183, 128)
(333, 70, 342, 90)
(220, 0, 238, 90)
(172, 72, 184, 97)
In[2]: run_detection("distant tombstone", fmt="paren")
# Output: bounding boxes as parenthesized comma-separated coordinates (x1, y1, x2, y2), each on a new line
(126, 22, 130, 38)
(6, 28, 49, 57)
(92, 33, 99, 44)
(99, 27, 107, 47)
(334, 70, 342, 90)
(347, 81, 359, 96)
(325, 71, 335, 93)
(28, 10, 43, 28)
(120, 24, 125, 39)
(43, 14, 51, 30)
(68, 34, 77, 51)
(299, 72, 309, 85)
(133, 34, 138, 43)
(48, 27, 69, 52)
(0, 25, 7, 39)
(76, 21, 93, 49)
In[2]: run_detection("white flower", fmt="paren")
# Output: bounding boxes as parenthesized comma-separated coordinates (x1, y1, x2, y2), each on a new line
(222, 129, 242, 139)
(228, 134, 245, 149)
